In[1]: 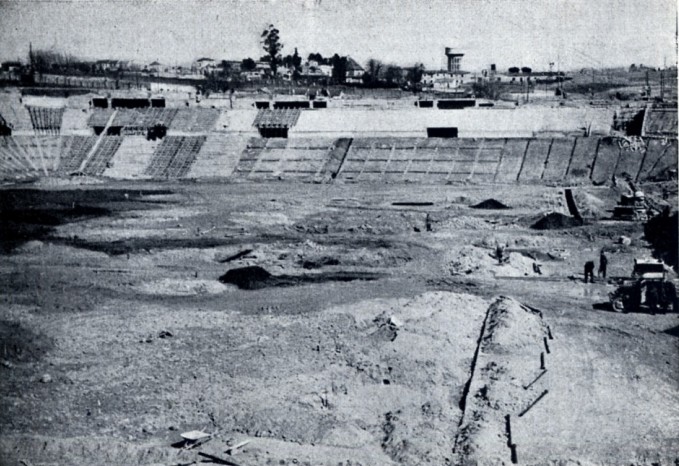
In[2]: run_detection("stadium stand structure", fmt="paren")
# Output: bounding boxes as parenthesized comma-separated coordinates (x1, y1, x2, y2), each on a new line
(102, 136, 159, 179)
(0, 99, 33, 134)
(88, 108, 178, 134)
(232, 138, 268, 179)
(237, 137, 338, 180)
(27, 106, 65, 135)
(642, 107, 678, 138)
(144, 135, 206, 178)
(170, 108, 220, 133)
(187, 133, 249, 178)
(82, 136, 124, 175)
(61, 108, 92, 135)
(56, 136, 97, 173)
(253, 109, 302, 137)
(0, 136, 40, 176)
(333, 136, 674, 184)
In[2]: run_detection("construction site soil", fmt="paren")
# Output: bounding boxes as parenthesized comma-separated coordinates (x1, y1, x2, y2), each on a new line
(0, 180, 678, 466)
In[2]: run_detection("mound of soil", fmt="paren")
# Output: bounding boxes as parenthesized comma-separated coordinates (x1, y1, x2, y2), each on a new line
(483, 297, 547, 351)
(531, 212, 584, 230)
(219, 266, 273, 290)
(471, 199, 511, 210)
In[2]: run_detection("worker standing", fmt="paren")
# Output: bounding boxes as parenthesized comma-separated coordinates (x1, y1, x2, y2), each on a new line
(584, 261, 595, 283)
(598, 251, 608, 279)
(496, 243, 506, 264)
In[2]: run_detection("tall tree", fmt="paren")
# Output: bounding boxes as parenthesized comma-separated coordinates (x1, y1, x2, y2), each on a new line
(331, 54, 347, 84)
(241, 57, 256, 71)
(363, 58, 383, 86)
(261, 24, 283, 75)
(384, 65, 402, 86)
(292, 48, 302, 78)
(406, 63, 425, 84)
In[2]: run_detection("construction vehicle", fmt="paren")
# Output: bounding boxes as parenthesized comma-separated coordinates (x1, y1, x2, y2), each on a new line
(612, 190, 649, 221)
(609, 259, 678, 313)
(612, 178, 670, 222)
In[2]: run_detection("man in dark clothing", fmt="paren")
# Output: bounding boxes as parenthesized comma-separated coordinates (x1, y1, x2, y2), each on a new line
(584, 261, 595, 283)
(598, 251, 608, 279)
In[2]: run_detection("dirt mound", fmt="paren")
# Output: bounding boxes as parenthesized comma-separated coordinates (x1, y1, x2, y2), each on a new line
(219, 266, 273, 290)
(446, 246, 542, 278)
(531, 212, 584, 230)
(471, 199, 511, 210)
(483, 297, 547, 351)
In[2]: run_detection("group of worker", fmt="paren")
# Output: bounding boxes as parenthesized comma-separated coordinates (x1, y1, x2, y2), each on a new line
(584, 250, 608, 283)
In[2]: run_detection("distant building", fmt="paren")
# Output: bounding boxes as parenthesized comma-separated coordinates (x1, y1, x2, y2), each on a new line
(1, 61, 22, 72)
(445, 48, 464, 73)
(221, 60, 242, 73)
(422, 48, 470, 90)
(345, 57, 364, 83)
(146, 61, 162, 73)
(95, 59, 127, 72)
(195, 57, 218, 72)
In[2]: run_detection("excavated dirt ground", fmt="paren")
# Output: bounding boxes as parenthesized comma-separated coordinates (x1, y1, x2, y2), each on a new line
(0, 181, 677, 466)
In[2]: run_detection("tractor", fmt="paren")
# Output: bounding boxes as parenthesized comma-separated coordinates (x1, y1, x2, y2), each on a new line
(609, 259, 678, 313)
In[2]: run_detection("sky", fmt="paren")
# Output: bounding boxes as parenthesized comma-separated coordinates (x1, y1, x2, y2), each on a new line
(0, 0, 677, 71)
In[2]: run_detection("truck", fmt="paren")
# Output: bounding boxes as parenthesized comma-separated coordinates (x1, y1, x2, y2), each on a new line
(609, 259, 678, 313)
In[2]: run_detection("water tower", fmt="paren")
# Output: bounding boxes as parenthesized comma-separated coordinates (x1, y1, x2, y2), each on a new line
(445, 48, 464, 72)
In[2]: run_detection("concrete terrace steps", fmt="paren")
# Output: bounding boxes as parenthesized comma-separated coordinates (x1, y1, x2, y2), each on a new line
(26, 106, 65, 135)
(82, 136, 124, 176)
(187, 133, 248, 179)
(57, 136, 97, 173)
(144, 135, 207, 178)
(0, 136, 68, 176)
(233, 138, 338, 181)
(335, 136, 671, 184)
(0, 133, 674, 184)
(170, 108, 220, 133)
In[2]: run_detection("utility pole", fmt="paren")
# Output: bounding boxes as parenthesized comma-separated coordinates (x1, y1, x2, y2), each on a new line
(645, 70, 651, 101)
(660, 69, 664, 101)
(525, 77, 529, 103)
